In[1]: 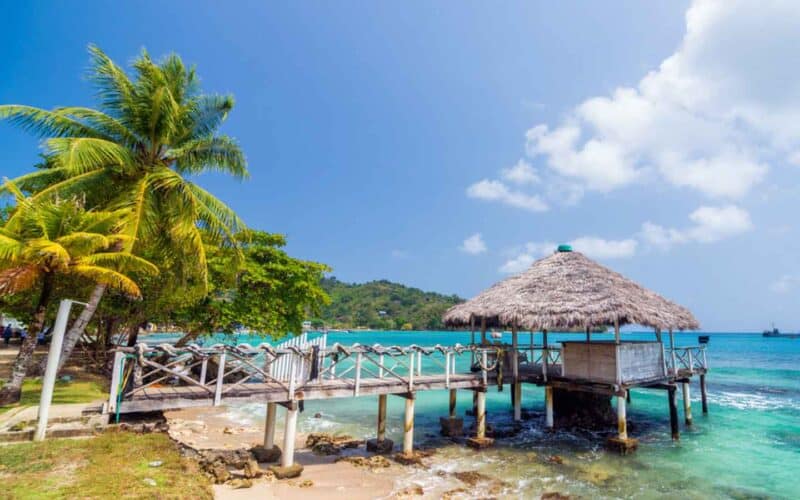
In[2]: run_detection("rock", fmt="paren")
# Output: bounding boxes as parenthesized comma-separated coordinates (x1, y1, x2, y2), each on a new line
(298, 479, 314, 488)
(306, 432, 363, 455)
(392, 452, 424, 466)
(541, 492, 570, 500)
(336, 455, 391, 470)
(394, 485, 424, 498)
(269, 463, 304, 479)
(366, 438, 394, 454)
(207, 462, 230, 484)
(148, 460, 163, 468)
(452, 471, 492, 487)
(242, 459, 263, 479)
(199, 449, 251, 469)
(227, 478, 253, 489)
(223, 427, 235, 434)
(250, 444, 281, 463)
(442, 487, 469, 499)
(547, 455, 564, 465)
(439, 417, 464, 438)
(313, 412, 323, 418)
(143, 478, 157, 487)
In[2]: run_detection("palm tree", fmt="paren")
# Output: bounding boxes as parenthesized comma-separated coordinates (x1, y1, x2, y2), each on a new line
(0, 183, 157, 404)
(0, 45, 248, 371)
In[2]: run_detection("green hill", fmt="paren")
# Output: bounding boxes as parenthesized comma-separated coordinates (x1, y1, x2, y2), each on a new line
(313, 277, 464, 330)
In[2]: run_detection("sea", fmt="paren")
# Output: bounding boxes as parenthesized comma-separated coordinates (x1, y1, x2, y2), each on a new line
(149, 330, 800, 498)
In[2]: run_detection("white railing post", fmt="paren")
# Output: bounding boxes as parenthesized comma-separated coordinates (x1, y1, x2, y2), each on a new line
(214, 351, 226, 406)
(417, 350, 422, 376)
(702, 347, 708, 370)
(408, 352, 415, 391)
(288, 354, 297, 399)
(445, 351, 450, 388)
(482, 350, 488, 386)
(378, 354, 385, 379)
(200, 357, 208, 386)
(688, 349, 695, 375)
(107, 351, 125, 414)
(354, 352, 362, 396)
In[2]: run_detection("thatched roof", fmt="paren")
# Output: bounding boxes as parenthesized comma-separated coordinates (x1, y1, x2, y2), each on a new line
(443, 249, 699, 331)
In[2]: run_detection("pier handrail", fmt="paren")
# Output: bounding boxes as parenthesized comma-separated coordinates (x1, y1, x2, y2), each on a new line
(665, 345, 708, 375)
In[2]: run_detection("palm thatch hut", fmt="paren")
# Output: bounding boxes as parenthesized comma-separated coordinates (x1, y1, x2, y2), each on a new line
(443, 245, 700, 446)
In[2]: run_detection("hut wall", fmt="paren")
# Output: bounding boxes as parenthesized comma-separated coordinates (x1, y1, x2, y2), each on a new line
(562, 341, 665, 384)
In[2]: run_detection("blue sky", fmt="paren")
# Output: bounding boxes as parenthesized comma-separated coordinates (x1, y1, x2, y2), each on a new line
(3, 1, 799, 331)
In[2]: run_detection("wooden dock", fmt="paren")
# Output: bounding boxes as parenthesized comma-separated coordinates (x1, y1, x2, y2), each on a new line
(106, 338, 708, 476)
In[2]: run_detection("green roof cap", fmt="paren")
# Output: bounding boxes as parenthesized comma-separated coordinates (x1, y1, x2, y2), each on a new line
(557, 244, 572, 253)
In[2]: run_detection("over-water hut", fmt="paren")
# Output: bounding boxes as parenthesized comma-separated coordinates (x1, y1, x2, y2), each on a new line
(443, 244, 703, 450)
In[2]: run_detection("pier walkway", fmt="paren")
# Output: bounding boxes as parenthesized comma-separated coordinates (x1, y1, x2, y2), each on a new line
(106, 339, 708, 475)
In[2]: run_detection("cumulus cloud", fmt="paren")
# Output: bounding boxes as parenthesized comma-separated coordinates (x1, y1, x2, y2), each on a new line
(499, 238, 635, 273)
(770, 274, 800, 294)
(641, 204, 753, 249)
(460, 233, 488, 255)
(524, 0, 800, 200)
(466, 179, 548, 212)
(501, 159, 540, 185)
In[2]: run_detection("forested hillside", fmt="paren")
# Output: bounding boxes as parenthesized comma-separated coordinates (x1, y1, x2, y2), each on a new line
(313, 277, 464, 330)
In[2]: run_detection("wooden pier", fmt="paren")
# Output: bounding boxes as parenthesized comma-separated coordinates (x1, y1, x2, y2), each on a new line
(107, 335, 708, 476)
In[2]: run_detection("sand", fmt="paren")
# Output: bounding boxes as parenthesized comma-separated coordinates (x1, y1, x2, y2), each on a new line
(164, 407, 403, 500)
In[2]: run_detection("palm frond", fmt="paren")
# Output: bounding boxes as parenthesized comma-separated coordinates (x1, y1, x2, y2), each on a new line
(168, 135, 248, 179)
(82, 252, 159, 276)
(0, 233, 24, 261)
(55, 232, 111, 255)
(0, 265, 41, 295)
(54, 107, 140, 146)
(45, 137, 133, 175)
(22, 239, 71, 269)
(87, 45, 135, 122)
(184, 94, 234, 139)
(69, 264, 142, 297)
(0, 167, 70, 196)
(0, 105, 106, 139)
(187, 183, 246, 246)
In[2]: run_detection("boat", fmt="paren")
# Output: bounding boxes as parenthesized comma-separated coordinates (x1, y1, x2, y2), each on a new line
(762, 326, 800, 338)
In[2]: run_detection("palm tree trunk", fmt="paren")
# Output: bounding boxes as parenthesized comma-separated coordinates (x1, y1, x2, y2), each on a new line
(38, 284, 107, 375)
(0, 273, 54, 405)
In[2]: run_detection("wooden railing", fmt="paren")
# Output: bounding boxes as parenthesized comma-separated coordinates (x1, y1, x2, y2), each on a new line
(665, 345, 708, 376)
(107, 342, 496, 412)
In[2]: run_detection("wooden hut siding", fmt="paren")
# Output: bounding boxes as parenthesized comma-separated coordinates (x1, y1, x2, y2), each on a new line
(562, 341, 665, 385)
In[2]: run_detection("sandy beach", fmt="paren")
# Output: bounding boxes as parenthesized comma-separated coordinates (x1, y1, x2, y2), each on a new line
(165, 407, 404, 500)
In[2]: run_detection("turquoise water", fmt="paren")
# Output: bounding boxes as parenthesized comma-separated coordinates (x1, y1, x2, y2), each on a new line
(155, 331, 800, 498)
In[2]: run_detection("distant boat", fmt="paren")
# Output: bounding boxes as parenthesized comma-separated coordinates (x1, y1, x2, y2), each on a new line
(762, 326, 800, 339)
(698, 335, 710, 344)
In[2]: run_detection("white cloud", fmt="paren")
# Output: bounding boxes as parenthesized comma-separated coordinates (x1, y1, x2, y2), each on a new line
(568, 237, 638, 259)
(524, 0, 800, 199)
(641, 204, 753, 249)
(466, 179, 548, 212)
(499, 237, 636, 273)
(501, 159, 540, 185)
(460, 233, 487, 255)
(770, 274, 800, 294)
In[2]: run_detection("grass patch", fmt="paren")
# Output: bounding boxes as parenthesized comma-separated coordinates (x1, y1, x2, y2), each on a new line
(0, 374, 108, 415)
(0, 431, 212, 499)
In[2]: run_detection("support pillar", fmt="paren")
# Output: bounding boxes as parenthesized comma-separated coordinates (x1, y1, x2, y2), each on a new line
(440, 389, 464, 437)
(254, 402, 282, 463)
(606, 393, 638, 454)
(514, 382, 522, 421)
(511, 320, 521, 421)
(467, 390, 493, 448)
(700, 374, 708, 414)
(268, 402, 303, 479)
(368, 394, 394, 453)
(545, 385, 554, 429)
(668, 386, 680, 440)
(403, 395, 415, 456)
(626, 389, 631, 405)
(682, 381, 693, 426)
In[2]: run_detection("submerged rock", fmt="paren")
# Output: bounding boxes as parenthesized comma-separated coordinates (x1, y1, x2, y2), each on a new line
(394, 485, 424, 498)
(336, 455, 391, 470)
(306, 432, 363, 455)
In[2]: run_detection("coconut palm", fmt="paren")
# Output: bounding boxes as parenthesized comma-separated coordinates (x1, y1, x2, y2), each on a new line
(0, 45, 248, 371)
(0, 183, 158, 404)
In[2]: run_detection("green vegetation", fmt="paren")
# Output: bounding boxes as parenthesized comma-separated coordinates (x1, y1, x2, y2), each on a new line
(0, 431, 211, 499)
(0, 375, 107, 415)
(313, 277, 463, 330)
(0, 45, 329, 406)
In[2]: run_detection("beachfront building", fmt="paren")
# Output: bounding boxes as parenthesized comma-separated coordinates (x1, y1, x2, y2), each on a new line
(442, 244, 704, 451)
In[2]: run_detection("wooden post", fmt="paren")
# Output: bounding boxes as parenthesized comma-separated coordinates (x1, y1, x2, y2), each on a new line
(480, 317, 487, 345)
(472, 391, 478, 416)
(199, 357, 208, 386)
(617, 395, 627, 440)
(214, 351, 226, 406)
(354, 352, 362, 396)
(682, 381, 693, 426)
(626, 389, 631, 404)
(481, 350, 488, 386)
(377, 394, 387, 442)
(107, 351, 124, 414)
(668, 386, 680, 440)
(408, 352, 415, 391)
(403, 395, 415, 455)
(585, 325, 590, 343)
(545, 385, 554, 429)
(542, 329, 549, 382)
(264, 402, 277, 448)
(281, 402, 299, 467)
(700, 374, 708, 414)
(614, 318, 620, 345)
(417, 349, 422, 376)
(449, 389, 457, 418)
(669, 329, 677, 376)
(470, 316, 476, 366)
(476, 390, 486, 439)
(378, 354, 385, 379)
(512, 320, 521, 421)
